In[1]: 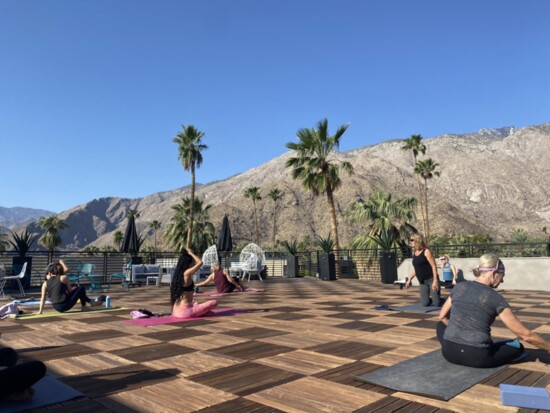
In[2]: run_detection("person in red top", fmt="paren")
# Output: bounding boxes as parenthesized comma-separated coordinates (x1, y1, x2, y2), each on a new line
(196, 261, 246, 293)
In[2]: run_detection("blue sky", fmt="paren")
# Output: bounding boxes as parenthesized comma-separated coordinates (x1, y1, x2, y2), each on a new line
(1, 0, 549, 213)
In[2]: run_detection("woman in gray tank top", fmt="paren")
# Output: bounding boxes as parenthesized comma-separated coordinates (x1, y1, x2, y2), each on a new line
(437, 253, 550, 367)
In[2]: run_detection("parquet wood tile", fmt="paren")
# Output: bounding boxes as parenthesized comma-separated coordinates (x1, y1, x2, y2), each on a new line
(1, 277, 549, 412)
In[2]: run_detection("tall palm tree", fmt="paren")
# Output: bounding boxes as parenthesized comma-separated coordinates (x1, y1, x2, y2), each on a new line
(348, 189, 417, 249)
(148, 220, 162, 251)
(113, 230, 124, 251)
(286, 118, 353, 275)
(164, 197, 215, 253)
(37, 215, 68, 254)
(173, 125, 208, 248)
(244, 187, 262, 245)
(401, 134, 427, 236)
(414, 158, 440, 243)
(267, 188, 283, 248)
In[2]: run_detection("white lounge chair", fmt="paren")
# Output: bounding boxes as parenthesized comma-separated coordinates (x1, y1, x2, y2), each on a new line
(0, 262, 27, 298)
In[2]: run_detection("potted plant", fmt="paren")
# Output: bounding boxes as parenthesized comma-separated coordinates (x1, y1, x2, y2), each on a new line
(316, 234, 336, 281)
(282, 239, 299, 278)
(369, 229, 398, 284)
(8, 230, 37, 289)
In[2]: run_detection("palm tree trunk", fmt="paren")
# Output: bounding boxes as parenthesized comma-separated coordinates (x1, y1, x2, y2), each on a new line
(253, 200, 259, 245)
(414, 155, 427, 236)
(187, 165, 195, 248)
(326, 186, 341, 277)
(272, 206, 277, 248)
(423, 177, 430, 243)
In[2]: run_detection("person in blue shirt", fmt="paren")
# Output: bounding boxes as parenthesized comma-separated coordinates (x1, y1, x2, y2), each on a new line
(438, 255, 457, 287)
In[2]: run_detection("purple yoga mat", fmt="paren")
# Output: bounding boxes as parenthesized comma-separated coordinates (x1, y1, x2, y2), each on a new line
(124, 308, 238, 326)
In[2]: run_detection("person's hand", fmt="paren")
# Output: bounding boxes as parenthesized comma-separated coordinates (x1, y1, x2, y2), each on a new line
(432, 282, 439, 292)
(452, 279, 457, 286)
(405, 279, 411, 289)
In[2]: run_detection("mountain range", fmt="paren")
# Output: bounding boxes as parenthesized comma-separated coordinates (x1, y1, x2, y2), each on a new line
(3, 122, 550, 250)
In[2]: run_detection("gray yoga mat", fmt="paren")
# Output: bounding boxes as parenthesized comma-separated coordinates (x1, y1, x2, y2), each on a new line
(374, 303, 441, 313)
(355, 349, 506, 400)
(0, 375, 83, 413)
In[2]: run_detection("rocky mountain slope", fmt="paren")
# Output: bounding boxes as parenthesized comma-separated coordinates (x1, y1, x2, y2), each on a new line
(0, 206, 54, 229)
(23, 122, 550, 250)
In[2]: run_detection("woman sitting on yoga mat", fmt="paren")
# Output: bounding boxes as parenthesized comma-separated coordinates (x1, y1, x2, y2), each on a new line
(0, 346, 46, 402)
(195, 261, 246, 293)
(405, 233, 441, 306)
(37, 260, 101, 314)
(437, 253, 550, 368)
(171, 248, 217, 318)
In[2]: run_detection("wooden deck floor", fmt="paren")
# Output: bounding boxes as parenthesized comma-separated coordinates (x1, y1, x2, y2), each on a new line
(1, 278, 549, 413)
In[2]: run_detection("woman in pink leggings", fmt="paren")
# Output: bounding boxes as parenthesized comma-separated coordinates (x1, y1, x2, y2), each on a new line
(170, 248, 217, 318)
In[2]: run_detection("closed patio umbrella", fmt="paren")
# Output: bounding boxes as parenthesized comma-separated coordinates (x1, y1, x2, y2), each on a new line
(216, 215, 233, 267)
(121, 215, 140, 258)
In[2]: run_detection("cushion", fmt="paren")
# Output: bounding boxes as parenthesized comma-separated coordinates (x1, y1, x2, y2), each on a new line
(132, 265, 145, 274)
(145, 265, 160, 274)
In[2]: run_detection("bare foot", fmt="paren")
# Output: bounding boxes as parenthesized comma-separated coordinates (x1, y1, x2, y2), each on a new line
(4, 387, 35, 402)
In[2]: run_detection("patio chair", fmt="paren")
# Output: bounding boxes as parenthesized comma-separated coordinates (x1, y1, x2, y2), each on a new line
(0, 262, 27, 298)
(107, 273, 130, 292)
(239, 243, 266, 282)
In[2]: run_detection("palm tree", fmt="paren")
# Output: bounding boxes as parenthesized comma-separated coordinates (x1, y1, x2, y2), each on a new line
(267, 188, 283, 248)
(148, 220, 162, 251)
(126, 208, 140, 219)
(0, 226, 8, 252)
(286, 118, 353, 275)
(164, 197, 215, 252)
(113, 230, 124, 251)
(244, 187, 262, 245)
(37, 215, 68, 255)
(414, 158, 440, 243)
(401, 134, 427, 236)
(173, 125, 208, 248)
(348, 189, 417, 249)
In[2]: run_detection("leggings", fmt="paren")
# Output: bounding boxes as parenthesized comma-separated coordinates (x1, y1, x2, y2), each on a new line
(419, 278, 441, 306)
(53, 286, 91, 312)
(0, 348, 46, 399)
(436, 322, 524, 368)
(172, 300, 217, 318)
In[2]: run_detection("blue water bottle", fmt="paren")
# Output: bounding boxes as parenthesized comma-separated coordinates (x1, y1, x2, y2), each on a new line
(105, 296, 111, 308)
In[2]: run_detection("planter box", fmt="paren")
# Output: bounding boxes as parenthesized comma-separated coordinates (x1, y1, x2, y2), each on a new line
(380, 251, 397, 284)
(318, 253, 336, 281)
(285, 256, 299, 278)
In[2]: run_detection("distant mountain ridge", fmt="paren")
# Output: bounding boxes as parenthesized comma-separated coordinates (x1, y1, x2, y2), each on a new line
(0, 206, 54, 229)
(8, 122, 550, 250)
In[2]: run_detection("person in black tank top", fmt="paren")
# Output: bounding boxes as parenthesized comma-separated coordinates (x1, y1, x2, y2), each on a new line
(405, 233, 441, 306)
(37, 260, 101, 314)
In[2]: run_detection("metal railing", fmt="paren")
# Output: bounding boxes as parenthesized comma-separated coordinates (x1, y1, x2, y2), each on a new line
(1, 241, 548, 288)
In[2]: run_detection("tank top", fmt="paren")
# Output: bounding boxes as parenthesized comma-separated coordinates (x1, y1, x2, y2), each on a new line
(412, 249, 433, 283)
(46, 276, 69, 304)
(214, 269, 234, 293)
(442, 264, 453, 282)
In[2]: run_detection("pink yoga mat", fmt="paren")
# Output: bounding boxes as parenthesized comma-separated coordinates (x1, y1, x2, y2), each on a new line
(195, 288, 265, 297)
(124, 308, 238, 326)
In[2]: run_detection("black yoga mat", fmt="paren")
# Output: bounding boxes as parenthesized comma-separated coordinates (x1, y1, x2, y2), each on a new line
(374, 303, 441, 313)
(0, 375, 83, 413)
(355, 349, 506, 400)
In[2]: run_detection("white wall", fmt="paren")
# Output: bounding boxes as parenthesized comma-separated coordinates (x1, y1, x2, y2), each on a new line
(398, 257, 550, 291)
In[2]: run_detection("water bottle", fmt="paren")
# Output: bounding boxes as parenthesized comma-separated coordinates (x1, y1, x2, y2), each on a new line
(105, 296, 111, 308)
